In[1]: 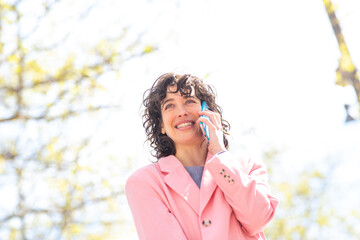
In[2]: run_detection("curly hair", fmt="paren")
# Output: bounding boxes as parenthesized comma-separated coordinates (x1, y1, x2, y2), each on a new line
(142, 73, 230, 159)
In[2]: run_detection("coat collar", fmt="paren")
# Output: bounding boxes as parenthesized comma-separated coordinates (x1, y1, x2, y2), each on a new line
(157, 155, 182, 173)
(157, 152, 214, 173)
(157, 153, 217, 215)
(158, 155, 200, 214)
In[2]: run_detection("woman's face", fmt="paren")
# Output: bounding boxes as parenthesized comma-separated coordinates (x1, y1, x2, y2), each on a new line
(160, 85, 204, 147)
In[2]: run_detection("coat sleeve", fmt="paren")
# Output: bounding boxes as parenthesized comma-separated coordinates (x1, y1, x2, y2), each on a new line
(125, 175, 188, 240)
(206, 151, 279, 237)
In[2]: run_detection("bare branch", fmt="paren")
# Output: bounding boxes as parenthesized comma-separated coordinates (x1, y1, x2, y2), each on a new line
(323, 0, 360, 103)
(21, 0, 62, 40)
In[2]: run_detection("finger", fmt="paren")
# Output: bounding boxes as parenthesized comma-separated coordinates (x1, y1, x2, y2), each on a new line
(210, 111, 221, 129)
(196, 116, 215, 129)
(214, 112, 221, 126)
(199, 122, 205, 135)
(199, 110, 221, 130)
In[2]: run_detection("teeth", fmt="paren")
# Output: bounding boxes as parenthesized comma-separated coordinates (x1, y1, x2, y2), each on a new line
(176, 122, 193, 129)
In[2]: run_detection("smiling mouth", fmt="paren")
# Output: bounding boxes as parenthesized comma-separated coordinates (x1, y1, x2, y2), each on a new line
(175, 122, 194, 129)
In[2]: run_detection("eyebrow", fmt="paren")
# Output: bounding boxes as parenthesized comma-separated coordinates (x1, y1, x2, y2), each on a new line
(161, 98, 174, 108)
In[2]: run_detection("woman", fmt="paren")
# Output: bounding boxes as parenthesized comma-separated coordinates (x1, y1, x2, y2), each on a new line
(125, 73, 278, 240)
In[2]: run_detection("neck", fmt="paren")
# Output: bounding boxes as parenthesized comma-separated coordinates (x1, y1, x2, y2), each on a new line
(175, 141, 208, 167)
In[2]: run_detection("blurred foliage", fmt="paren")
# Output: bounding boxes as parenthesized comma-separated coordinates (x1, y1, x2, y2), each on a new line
(263, 148, 360, 240)
(0, 0, 154, 239)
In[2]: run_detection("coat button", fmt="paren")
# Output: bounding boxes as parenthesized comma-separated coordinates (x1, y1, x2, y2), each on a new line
(220, 169, 225, 174)
(202, 219, 212, 227)
(228, 179, 235, 184)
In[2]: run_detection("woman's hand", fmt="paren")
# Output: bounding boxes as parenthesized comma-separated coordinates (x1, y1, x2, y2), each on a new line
(196, 110, 227, 155)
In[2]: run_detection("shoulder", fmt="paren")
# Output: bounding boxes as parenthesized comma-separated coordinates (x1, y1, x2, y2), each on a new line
(125, 155, 181, 195)
(237, 151, 267, 175)
(126, 162, 162, 187)
(125, 163, 161, 199)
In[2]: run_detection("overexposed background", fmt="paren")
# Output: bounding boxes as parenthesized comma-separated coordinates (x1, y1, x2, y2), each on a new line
(0, 0, 359, 239)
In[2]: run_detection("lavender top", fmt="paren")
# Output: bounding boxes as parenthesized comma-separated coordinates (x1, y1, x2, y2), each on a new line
(184, 166, 204, 188)
(183, 151, 227, 188)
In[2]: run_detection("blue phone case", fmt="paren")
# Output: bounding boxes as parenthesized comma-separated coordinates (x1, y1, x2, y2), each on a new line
(200, 101, 210, 141)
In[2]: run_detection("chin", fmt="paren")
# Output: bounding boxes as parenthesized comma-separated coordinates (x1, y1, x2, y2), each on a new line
(177, 136, 203, 146)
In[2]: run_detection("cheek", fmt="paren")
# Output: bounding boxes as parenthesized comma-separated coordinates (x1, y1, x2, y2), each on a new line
(190, 104, 201, 114)
(161, 112, 173, 128)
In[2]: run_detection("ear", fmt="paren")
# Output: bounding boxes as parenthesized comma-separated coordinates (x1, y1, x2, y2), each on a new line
(160, 121, 166, 134)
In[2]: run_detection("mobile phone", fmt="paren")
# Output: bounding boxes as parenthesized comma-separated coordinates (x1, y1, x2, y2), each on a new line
(200, 101, 210, 141)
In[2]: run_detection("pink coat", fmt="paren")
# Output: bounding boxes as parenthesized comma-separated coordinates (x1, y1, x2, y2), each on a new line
(125, 151, 278, 240)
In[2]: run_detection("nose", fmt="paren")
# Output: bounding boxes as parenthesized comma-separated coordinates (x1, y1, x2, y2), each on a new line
(177, 105, 188, 117)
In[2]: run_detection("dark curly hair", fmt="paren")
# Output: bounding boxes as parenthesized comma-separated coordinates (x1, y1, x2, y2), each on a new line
(142, 73, 230, 159)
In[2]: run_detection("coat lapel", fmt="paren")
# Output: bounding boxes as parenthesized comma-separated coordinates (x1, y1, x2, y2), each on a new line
(158, 155, 200, 215)
(199, 153, 217, 214)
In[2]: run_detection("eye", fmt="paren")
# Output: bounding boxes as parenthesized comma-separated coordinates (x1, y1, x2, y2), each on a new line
(185, 99, 196, 104)
(164, 103, 174, 110)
